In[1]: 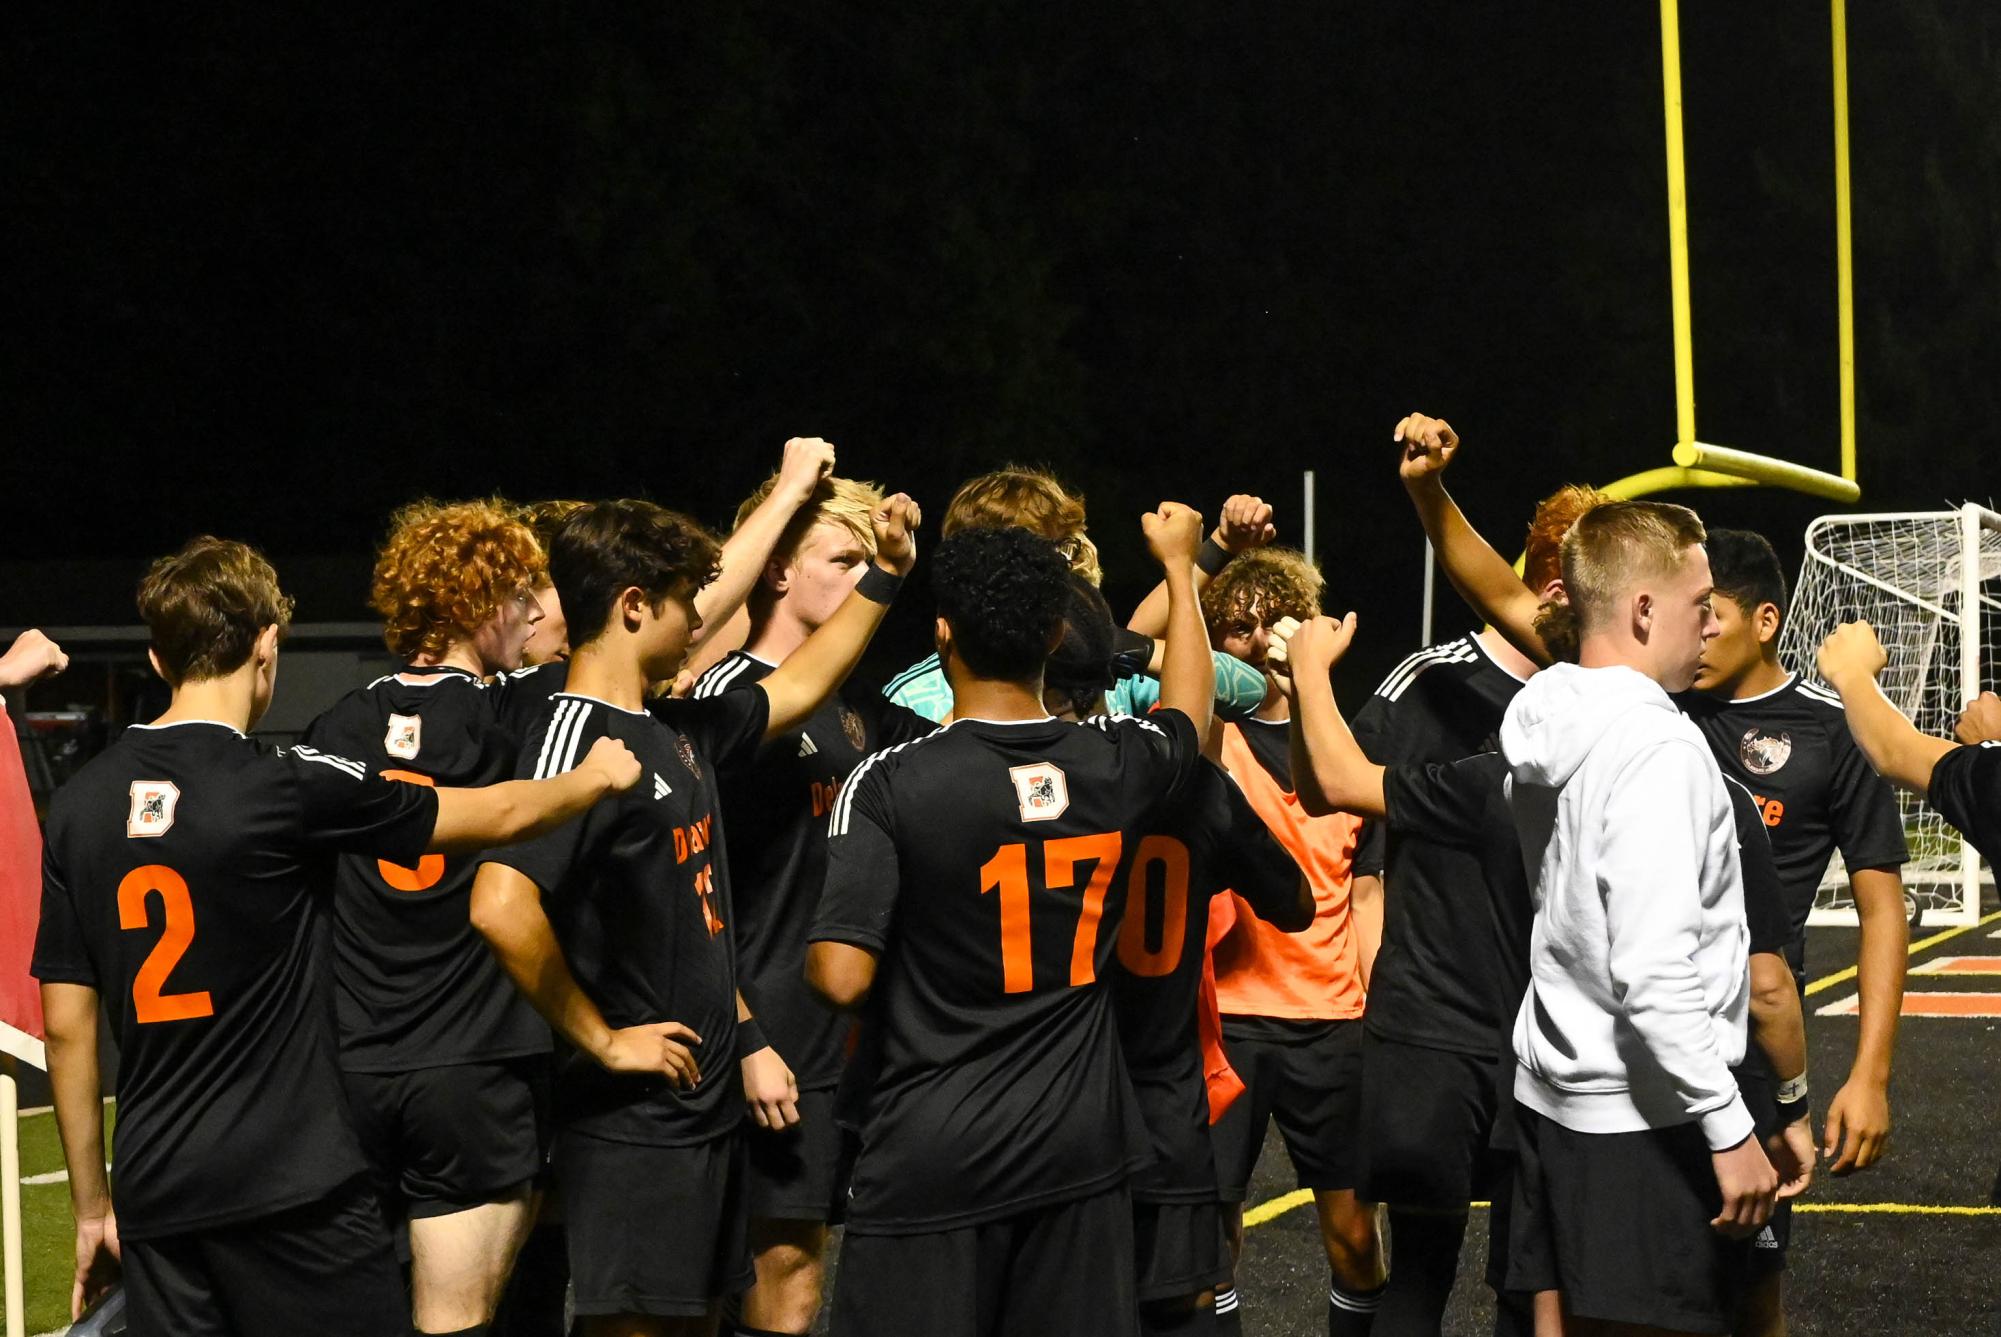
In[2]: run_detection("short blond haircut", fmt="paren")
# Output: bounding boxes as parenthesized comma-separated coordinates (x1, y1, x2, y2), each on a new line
(735, 472, 885, 568)
(940, 466, 1101, 586)
(1202, 547, 1324, 637)
(1560, 500, 1708, 631)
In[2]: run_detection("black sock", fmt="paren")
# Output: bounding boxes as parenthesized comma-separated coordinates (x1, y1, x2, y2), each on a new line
(1372, 1208, 1468, 1336)
(490, 1223, 567, 1337)
(1328, 1277, 1384, 1337)
(1140, 1296, 1216, 1336)
(1213, 1286, 1242, 1337)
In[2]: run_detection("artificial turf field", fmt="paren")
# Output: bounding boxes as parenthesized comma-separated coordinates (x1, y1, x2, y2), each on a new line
(10, 920, 2000, 1334)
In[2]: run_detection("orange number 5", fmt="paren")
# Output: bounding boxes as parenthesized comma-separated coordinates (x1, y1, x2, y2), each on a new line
(377, 769, 446, 892)
(118, 865, 214, 1024)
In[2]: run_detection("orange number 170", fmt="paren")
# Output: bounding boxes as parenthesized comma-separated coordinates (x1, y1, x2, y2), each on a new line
(978, 832, 1123, 994)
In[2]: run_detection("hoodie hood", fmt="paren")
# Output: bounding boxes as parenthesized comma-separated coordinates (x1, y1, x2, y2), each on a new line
(1501, 662, 1678, 788)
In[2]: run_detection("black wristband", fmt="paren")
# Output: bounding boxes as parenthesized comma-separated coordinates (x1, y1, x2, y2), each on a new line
(737, 1015, 769, 1055)
(856, 564, 904, 605)
(1196, 536, 1232, 577)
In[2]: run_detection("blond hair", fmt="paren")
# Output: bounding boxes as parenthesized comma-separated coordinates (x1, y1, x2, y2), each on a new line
(941, 466, 1101, 586)
(1560, 500, 1708, 632)
(1202, 547, 1324, 637)
(734, 472, 885, 570)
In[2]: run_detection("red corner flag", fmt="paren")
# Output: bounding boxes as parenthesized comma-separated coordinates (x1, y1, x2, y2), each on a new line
(0, 702, 45, 1069)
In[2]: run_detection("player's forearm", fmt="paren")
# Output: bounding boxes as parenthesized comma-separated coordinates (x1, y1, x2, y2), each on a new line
(1351, 874, 1383, 990)
(1285, 666, 1387, 819)
(761, 574, 893, 738)
(1825, 673, 1955, 795)
(1156, 566, 1214, 737)
(431, 770, 611, 853)
(470, 870, 620, 1062)
(1402, 475, 1551, 665)
(693, 489, 809, 645)
(1747, 952, 1807, 1082)
(1848, 871, 1908, 1083)
(41, 985, 111, 1219)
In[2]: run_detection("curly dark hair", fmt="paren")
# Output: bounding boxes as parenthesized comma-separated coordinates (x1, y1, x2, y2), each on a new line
(550, 499, 722, 649)
(931, 527, 1071, 682)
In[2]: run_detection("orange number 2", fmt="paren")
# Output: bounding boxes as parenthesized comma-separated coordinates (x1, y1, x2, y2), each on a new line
(979, 833, 1125, 994)
(117, 865, 214, 1024)
(377, 769, 446, 892)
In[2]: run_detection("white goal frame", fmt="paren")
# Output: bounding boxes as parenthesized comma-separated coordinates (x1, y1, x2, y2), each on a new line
(1788, 504, 2001, 927)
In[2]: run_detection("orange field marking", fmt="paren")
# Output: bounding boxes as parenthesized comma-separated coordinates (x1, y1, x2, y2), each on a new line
(1817, 991, 2001, 1018)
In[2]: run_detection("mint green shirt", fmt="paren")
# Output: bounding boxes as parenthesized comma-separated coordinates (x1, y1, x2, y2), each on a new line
(883, 650, 1268, 724)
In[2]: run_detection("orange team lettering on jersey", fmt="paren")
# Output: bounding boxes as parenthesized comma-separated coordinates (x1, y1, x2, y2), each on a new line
(1210, 722, 1366, 1021)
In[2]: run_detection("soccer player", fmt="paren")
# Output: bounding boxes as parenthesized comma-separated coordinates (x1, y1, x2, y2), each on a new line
(1497, 500, 1777, 1335)
(32, 536, 643, 1337)
(1199, 546, 1384, 1336)
(1273, 610, 1816, 1337)
(805, 509, 1217, 1337)
(1818, 620, 2001, 863)
(1396, 417, 1909, 1332)
(469, 493, 919, 1337)
(879, 467, 1269, 721)
(297, 498, 555, 1334)
(1042, 572, 1315, 1336)
(497, 437, 841, 738)
(1337, 480, 1603, 1336)
(687, 470, 936, 1336)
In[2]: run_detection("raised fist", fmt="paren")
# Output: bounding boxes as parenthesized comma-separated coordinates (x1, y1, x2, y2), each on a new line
(1394, 413, 1460, 485)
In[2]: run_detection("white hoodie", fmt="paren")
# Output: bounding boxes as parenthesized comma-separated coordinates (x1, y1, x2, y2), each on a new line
(1500, 662, 1754, 1151)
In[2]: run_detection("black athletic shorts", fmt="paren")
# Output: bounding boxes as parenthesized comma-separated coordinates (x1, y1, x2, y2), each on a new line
(1731, 1055, 1792, 1276)
(344, 1055, 549, 1219)
(746, 1085, 842, 1223)
(1357, 1034, 1507, 1208)
(1506, 1107, 1751, 1334)
(554, 1127, 753, 1318)
(1210, 1016, 1364, 1198)
(122, 1176, 406, 1337)
(1134, 1198, 1231, 1302)
(831, 1186, 1135, 1337)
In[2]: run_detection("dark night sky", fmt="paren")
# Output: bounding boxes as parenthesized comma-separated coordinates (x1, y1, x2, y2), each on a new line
(6, 3, 1998, 689)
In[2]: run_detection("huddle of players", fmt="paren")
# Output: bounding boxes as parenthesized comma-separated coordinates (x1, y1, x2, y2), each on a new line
(32, 419, 2001, 1337)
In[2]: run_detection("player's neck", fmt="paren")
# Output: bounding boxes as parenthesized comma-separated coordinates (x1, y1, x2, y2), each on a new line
(1723, 655, 1792, 700)
(1476, 626, 1538, 679)
(407, 639, 484, 676)
(1255, 682, 1291, 722)
(951, 676, 1049, 722)
(743, 609, 810, 665)
(563, 640, 649, 712)
(1576, 631, 1665, 686)
(155, 670, 257, 732)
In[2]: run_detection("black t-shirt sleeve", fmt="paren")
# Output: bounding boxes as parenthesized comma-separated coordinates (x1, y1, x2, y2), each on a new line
(479, 709, 609, 895)
(1825, 715, 1910, 871)
(286, 746, 438, 864)
(668, 687, 772, 771)
(1099, 708, 1204, 810)
(811, 765, 900, 952)
(1209, 766, 1306, 925)
(873, 698, 940, 749)
(30, 839, 95, 986)
(1383, 759, 1489, 849)
(1727, 779, 1791, 955)
(1928, 743, 2001, 861)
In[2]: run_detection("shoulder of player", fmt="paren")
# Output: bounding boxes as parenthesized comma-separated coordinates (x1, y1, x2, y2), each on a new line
(1370, 634, 1481, 702)
(690, 651, 771, 699)
(883, 654, 941, 697)
(1784, 676, 1852, 727)
(824, 725, 959, 833)
(517, 693, 625, 777)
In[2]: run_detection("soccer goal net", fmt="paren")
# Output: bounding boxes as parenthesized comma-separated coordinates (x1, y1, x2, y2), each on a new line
(1781, 505, 2001, 927)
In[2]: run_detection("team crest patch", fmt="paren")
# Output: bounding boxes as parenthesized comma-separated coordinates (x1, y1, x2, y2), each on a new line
(677, 734, 702, 781)
(1739, 727, 1793, 776)
(385, 713, 422, 761)
(839, 705, 867, 752)
(1008, 763, 1070, 822)
(127, 781, 181, 838)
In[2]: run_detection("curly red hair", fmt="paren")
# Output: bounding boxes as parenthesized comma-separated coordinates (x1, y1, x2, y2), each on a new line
(370, 499, 546, 659)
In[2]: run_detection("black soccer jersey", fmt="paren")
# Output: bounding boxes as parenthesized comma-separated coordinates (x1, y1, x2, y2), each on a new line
(494, 659, 569, 747)
(812, 710, 1205, 1234)
(1110, 759, 1305, 1204)
(1351, 633, 1529, 1055)
(1927, 741, 2001, 867)
(691, 651, 935, 1090)
(302, 666, 547, 1072)
(31, 721, 437, 1238)
(1679, 675, 1908, 964)
(481, 687, 768, 1147)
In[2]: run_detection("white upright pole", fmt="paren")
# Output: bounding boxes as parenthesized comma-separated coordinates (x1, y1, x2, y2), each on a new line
(1958, 503, 1984, 926)
(1422, 542, 1437, 648)
(1302, 471, 1317, 565)
(2, 1057, 23, 1337)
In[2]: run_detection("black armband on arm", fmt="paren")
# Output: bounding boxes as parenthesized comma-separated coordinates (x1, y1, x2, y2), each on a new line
(1196, 537, 1232, 577)
(856, 565, 903, 605)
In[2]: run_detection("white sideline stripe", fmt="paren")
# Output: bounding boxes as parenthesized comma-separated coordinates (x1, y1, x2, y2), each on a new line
(21, 1163, 107, 1187)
